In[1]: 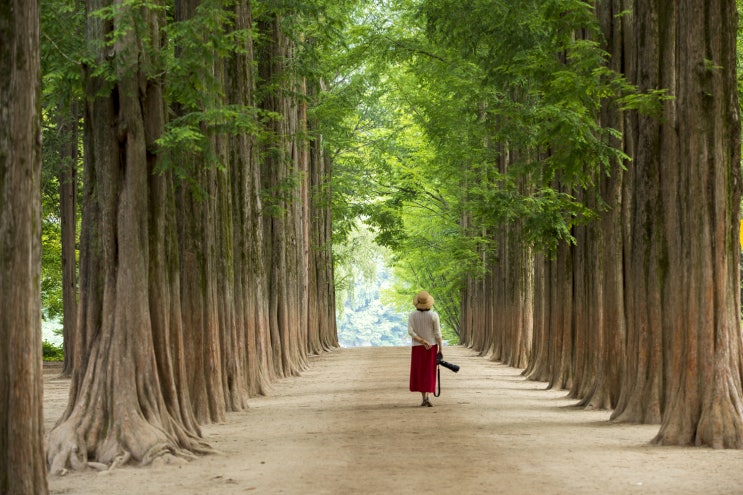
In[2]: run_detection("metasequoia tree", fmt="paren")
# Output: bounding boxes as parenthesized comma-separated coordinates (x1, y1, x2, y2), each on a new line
(608, 0, 667, 425)
(452, 0, 743, 447)
(224, 0, 273, 397)
(58, 105, 79, 378)
(441, 2, 606, 391)
(0, 0, 48, 492)
(40, 0, 85, 378)
(643, 0, 743, 447)
(47, 1, 209, 471)
(173, 0, 237, 425)
(479, 155, 534, 369)
(542, 240, 575, 390)
(306, 85, 340, 353)
(565, 0, 628, 411)
(256, 10, 312, 378)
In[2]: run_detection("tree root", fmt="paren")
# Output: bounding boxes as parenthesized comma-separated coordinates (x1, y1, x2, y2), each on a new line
(46, 415, 212, 475)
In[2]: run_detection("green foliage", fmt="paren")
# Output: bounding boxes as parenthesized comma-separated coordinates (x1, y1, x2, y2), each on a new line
(43, 340, 65, 362)
(40, 0, 85, 322)
(156, 1, 265, 181)
(334, 221, 406, 346)
(41, 218, 64, 320)
(39, 117, 81, 321)
(41, 0, 85, 109)
(333, 221, 381, 309)
(320, 0, 664, 338)
(36, 0, 676, 348)
(336, 240, 459, 346)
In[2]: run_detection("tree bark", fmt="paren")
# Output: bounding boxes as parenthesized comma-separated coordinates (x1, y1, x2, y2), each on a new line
(58, 102, 79, 378)
(307, 84, 339, 353)
(651, 0, 743, 447)
(257, 11, 309, 379)
(172, 0, 231, 424)
(225, 0, 272, 396)
(574, 0, 630, 411)
(546, 240, 574, 390)
(525, 254, 550, 382)
(0, 1, 48, 491)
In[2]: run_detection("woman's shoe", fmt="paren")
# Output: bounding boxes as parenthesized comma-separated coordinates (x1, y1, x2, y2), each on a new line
(423, 398, 433, 407)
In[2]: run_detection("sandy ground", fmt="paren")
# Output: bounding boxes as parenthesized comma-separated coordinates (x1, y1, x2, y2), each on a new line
(45, 346, 743, 495)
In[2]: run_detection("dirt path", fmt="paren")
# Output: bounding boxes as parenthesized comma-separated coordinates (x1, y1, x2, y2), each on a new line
(46, 346, 743, 494)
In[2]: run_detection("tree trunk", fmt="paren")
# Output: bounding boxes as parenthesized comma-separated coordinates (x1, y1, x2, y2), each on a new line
(0, 1, 48, 491)
(59, 102, 79, 378)
(547, 240, 574, 390)
(524, 254, 550, 382)
(257, 11, 310, 379)
(568, 210, 594, 401)
(172, 0, 233, 424)
(609, 0, 666, 426)
(307, 84, 339, 353)
(225, 0, 272, 396)
(575, 0, 630, 411)
(47, 1, 208, 472)
(651, 0, 743, 447)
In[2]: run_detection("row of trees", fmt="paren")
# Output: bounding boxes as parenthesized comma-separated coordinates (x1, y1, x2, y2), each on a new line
(326, 1, 743, 448)
(458, 0, 743, 448)
(4, 0, 344, 491)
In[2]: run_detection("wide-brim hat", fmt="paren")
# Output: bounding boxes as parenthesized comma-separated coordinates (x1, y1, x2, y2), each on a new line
(413, 290, 434, 310)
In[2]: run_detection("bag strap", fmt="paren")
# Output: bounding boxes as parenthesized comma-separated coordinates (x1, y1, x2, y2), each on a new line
(434, 365, 441, 397)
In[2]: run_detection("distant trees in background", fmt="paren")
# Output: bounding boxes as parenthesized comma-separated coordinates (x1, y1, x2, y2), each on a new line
(334, 222, 458, 347)
(337, 263, 410, 347)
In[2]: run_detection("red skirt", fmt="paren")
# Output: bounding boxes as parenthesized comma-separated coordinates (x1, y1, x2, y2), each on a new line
(409, 345, 438, 393)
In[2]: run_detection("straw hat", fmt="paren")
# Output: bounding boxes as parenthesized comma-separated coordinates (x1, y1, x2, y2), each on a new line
(413, 290, 434, 310)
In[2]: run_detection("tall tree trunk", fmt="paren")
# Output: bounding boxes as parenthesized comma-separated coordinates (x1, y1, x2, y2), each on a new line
(172, 0, 231, 424)
(59, 102, 79, 378)
(0, 1, 48, 491)
(307, 84, 339, 353)
(611, 0, 673, 425)
(257, 11, 308, 378)
(652, 0, 743, 447)
(575, 0, 630, 411)
(525, 254, 550, 382)
(47, 1, 208, 472)
(225, 0, 272, 396)
(547, 240, 574, 390)
(568, 210, 594, 401)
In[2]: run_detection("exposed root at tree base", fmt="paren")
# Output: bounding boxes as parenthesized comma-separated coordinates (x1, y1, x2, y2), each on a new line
(47, 418, 216, 476)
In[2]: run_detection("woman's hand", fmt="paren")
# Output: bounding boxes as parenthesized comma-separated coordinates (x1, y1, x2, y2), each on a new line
(422, 340, 431, 350)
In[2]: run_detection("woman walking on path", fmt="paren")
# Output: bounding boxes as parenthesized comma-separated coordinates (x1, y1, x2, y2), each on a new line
(408, 291, 443, 407)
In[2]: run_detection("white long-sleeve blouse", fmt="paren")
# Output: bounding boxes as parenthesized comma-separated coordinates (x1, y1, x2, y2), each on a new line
(407, 310, 442, 346)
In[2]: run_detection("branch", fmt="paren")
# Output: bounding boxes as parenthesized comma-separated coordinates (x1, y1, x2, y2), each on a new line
(382, 36, 448, 64)
(42, 32, 79, 65)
